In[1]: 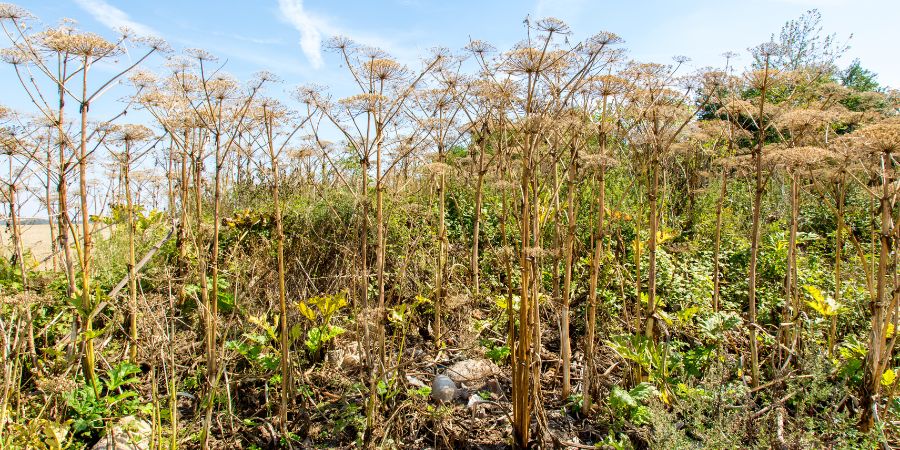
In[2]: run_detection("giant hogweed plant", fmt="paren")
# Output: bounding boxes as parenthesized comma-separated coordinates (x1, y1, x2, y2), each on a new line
(297, 292, 348, 358)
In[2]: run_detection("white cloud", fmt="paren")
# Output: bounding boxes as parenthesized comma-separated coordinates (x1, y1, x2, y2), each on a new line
(72, 0, 158, 37)
(277, 0, 427, 70)
(277, 0, 325, 69)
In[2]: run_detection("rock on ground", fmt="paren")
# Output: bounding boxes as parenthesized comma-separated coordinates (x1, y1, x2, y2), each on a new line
(91, 416, 151, 450)
(444, 358, 500, 383)
(431, 374, 458, 403)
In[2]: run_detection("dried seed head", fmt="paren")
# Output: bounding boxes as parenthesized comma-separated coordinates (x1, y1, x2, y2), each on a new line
(765, 145, 833, 169)
(339, 93, 387, 113)
(253, 70, 280, 84)
(67, 32, 117, 57)
(465, 39, 495, 55)
(0, 3, 31, 21)
(585, 31, 622, 54)
(364, 57, 404, 81)
(0, 46, 30, 65)
(854, 120, 900, 154)
(535, 17, 570, 34)
(114, 124, 154, 143)
(135, 35, 170, 53)
(295, 84, 325, 106)
(324, 35, 354, 52)
(186, 48, 218, 62)
(36, 375, 77, 396)
(129, 69, 158, 90)
(207, 74, 238, 100)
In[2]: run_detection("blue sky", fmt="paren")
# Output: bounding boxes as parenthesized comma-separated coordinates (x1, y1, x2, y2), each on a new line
(6, 0, 899, 99)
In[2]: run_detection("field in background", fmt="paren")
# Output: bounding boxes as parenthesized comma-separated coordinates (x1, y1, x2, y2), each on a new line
(0, 223, 55, 268)
(0, 223, 110, 270)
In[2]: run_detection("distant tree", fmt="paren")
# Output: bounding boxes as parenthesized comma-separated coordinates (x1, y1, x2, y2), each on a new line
(840, 59, 880, 92)
(752, 9, 849, 76)
(839, 59, 885, 112)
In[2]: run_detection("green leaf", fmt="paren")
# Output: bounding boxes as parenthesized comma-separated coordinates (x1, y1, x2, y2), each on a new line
(628, 382, 658, 401)
(609, 386, 637, 411)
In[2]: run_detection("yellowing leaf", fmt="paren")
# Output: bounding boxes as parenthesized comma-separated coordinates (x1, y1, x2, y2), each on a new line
(803, 285, 840, 317)
(882, 368, 896, 386)
(656, 229, 677, 244)
(297, 301, 316, 322)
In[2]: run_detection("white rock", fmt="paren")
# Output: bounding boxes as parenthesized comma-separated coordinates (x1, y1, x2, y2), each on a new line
(445, 358, 500, 383)
(431, 374, 457, 403)
(92, 416, 151, 450)
(406, 375, 427, 388)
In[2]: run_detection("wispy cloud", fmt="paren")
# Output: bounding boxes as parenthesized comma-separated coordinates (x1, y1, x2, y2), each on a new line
(277, 0, 426, 70)
(277, 0, 325, 69)
(224, 33, 284, 46)
(72, 0, 158, 37)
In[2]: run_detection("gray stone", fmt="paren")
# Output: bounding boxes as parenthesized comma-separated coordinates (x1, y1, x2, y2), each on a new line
(431, 374, 457, 403)
(445, 358, 500, 383)
(91, 416, 151, 450)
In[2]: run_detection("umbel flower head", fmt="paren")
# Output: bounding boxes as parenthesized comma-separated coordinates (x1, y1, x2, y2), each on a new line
(535, 17, 570, 34)
(0, 3, 32, 21)
(465, 40, 495, 56)
(0, 128, 19, 154)
(339, 93, 388, 114)
(0, 47, 31, 66)
(364, 57, 405, 82)
(114, 124, 154, 143)
(764, 145, 834, 170)
(66, 32, 118, 58)
(853, 119, 900, 155)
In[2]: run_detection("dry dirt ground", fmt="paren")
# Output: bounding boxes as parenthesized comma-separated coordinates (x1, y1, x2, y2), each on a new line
(0, 223, 55, 268)
(0, 223, 110, 270)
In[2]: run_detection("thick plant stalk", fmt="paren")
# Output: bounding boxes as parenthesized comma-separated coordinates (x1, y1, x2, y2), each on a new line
(45, 142, 58, 272)
(175, 130, 190, 307)
(7, 159, 26, 291)
(789, 172, 800, 353)
(512, 135, 534, 449)
(264, 109, 291, 433)
(193, 146, 212, 449)
(584, 159, 606, 412)
(470, 132, 486, 296)
(712, 167, 727, 312)
(780, 170, 799, 363)
(747, 55, 770, 389)
(78, 58, 98, 393)
(124, 143, 138, 362)
(202, 109, 225, 450)
(859, 149, 894, 431)
(56, 65, 76, 298)
(560, 145, 577, 399)
(832, 177, 845, 357)
(645, 157, 660, 339)
(436, 138, 445, 347)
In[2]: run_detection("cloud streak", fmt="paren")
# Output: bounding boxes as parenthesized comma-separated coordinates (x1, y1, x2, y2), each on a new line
(72, 0, 158, 37)
(276, 0, 426, 70)
(277, 0, 325, 69)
